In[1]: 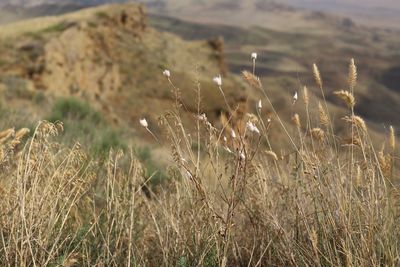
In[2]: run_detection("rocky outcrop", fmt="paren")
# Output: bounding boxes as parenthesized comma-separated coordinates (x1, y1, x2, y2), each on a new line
(33, 4, 146, 102)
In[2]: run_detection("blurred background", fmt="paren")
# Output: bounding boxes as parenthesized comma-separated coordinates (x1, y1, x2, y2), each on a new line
(0, 0, 399, 157)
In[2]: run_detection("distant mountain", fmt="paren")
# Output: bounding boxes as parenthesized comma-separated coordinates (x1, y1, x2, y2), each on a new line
(282, 0, 400, 29)
(0, 0, 123, 7)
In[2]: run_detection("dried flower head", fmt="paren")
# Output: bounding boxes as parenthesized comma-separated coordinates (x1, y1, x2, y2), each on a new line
(139, 118, 148, 128)
(246, 121, 260, 134)
(213, 75, 222, 87)
(293, 91, 298, 105)
(162, 69, 171, 78)
(251, 52, 257, 60)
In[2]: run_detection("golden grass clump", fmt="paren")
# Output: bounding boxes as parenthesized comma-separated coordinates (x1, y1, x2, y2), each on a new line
(334, 90, 356, 108)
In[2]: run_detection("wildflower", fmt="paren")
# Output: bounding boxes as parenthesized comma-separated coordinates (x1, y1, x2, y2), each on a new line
(162, 69, 171, 78)
(293, 91, 298, 104)
(213, 75, 222, 86)
(139, 118, 148, 128)
(258, 99, 262, 109)
(251, 52, 257, 60)
(246, 121, 260, 134)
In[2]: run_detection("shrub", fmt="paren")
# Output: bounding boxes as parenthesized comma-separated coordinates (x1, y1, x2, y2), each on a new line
(48, 97, 125, 156)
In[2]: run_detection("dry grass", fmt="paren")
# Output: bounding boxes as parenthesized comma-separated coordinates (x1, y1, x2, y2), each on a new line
(0, 59, 399, 266)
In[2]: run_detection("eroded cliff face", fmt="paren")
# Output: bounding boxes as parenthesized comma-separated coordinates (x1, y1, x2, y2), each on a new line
(36, 5, 146, 102)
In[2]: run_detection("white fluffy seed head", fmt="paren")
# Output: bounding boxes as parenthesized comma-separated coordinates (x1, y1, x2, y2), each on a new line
(162, 69, 171, 78)
(251, 52, 257, 60)
(213, 75, 222, 86)
(139, 118, 148, 128)
(246, 121, 260, 134)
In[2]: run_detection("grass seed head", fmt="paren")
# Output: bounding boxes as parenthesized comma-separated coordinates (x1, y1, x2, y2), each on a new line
(292, 113, 301, 128)
(242, 70, 262, 89)
(318, 102, 329, 127)
(348, 58, 357, 91)
(343, 115, 367, 132)
(265, 150, 278, 161)
(389, 126, 395, 151)
(303, 86, 309, 107)
(313, 63, 323, 89)
(311, 128, 325, 141)
(334, 90, 355, 108)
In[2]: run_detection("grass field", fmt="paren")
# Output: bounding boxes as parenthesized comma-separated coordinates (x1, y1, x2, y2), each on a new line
(0, 58, 399, 266)
(0, 3, 399, 266)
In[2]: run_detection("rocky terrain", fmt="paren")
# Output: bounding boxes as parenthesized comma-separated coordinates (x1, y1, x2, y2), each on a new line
(0, 4, 246, 135)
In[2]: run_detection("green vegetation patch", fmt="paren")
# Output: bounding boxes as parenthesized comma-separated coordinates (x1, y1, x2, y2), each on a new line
(48, 97, 126, 156)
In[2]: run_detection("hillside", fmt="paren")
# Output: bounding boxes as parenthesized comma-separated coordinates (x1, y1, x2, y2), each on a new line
(284, 0, 400, 29)
(148, 12, 400, 134)
(0, 4, 234, 114)
(0, 2, 398, 151)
